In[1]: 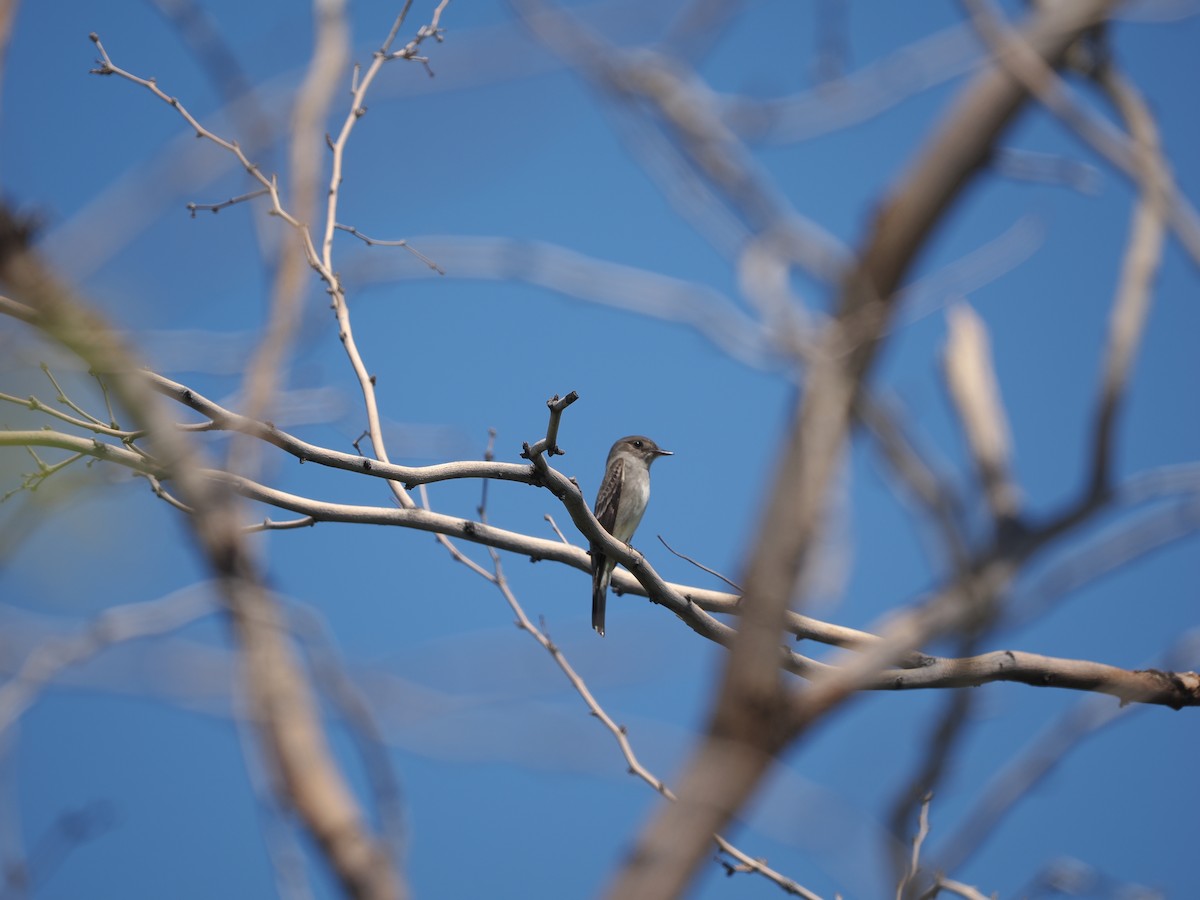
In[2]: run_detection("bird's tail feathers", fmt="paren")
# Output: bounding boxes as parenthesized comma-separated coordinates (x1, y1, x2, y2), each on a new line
(591, 552, 610, 637)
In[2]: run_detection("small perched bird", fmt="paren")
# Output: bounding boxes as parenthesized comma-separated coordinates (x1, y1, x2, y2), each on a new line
(591, 435, 672, 636)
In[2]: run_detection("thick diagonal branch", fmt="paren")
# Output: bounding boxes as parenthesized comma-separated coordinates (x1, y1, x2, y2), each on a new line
(604, 4, 1117, 898)
(0, 208, 402, 900)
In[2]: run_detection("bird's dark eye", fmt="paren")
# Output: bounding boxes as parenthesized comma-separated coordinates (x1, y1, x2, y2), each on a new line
(632, 440, 643, 448)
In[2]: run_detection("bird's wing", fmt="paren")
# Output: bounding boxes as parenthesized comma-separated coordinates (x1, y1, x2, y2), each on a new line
(591, 458, 625, 637)
(593, 457, 624, 537)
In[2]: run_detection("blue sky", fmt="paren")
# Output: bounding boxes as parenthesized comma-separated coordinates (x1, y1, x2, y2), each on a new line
(1, 1, 1197, 898)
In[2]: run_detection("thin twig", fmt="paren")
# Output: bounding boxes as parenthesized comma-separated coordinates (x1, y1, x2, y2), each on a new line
(0, 388, 143, 439)
(88, 33, 322, 265)
(40, 364, 106, 428)
(477, 428, 496, 517)
(245, 516, 317, 532)
(896, 792, 933, 900)
(187, 188, 271, 216)
(543, 513, 570, 544)
(474, 509, 821, 899)
(334, 224, 445, 273)
(657, 534, 742, 593)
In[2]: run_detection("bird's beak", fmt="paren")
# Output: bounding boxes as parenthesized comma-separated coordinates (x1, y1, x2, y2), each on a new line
(655, 448, 673, 457)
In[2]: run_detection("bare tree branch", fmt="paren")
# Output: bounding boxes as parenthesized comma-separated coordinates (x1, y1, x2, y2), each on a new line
(2, 413, 1196, 710)
(934, 631, 1200, 875)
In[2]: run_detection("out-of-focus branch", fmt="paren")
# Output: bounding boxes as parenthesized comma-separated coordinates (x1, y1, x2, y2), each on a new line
(237, 0, 348, 473)
(606, 4, 1119, 897)
(289, 603, 408, 870)
(0, 208, 403, 900)
(0, 0, 18, 120)
(736, 226, 824, 363)
(991, 147, 1100, 194)
(1087, 62, 1167, 496)
(720, 21, 982, 145)
(344, 235, 776, 366)
(0, 587, 215, 736)
(1010, 480, 1200, 626)
(962, 0, 1200, 269)
(515, 0, 846, 286)
(658, 0, 747, 62)
(857, 394, 970, 573)
(895, 215, 1046, 329)
(925, 876, 991, 900)
(942, 302, 1020, 527)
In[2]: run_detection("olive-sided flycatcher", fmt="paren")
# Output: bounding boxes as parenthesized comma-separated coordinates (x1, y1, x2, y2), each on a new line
(591, 435, 672, 636)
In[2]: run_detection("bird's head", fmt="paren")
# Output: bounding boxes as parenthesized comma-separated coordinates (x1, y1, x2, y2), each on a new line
(609, 435, 673, 467)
